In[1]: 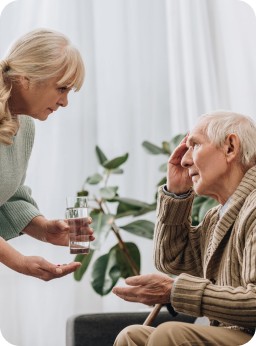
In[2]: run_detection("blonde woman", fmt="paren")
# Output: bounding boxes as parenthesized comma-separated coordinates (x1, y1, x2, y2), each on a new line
(0, 29, 93, 281)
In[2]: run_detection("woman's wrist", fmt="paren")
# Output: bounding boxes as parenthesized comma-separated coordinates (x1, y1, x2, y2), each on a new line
(0, 237, 25, 273)
(22, 215, 47, 241)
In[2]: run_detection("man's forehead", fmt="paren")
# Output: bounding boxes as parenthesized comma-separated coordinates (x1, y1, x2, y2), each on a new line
(186, 126, 205, 144)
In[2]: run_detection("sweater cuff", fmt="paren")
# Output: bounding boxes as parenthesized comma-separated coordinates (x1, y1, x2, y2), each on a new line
(0, 202, 42, 240)
(171, 273, 211, 317)
(157, 186, 194, 225)
(162, 185, 193, 199)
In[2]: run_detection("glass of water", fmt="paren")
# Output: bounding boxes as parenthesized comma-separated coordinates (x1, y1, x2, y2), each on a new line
(65, 196, 90, 254)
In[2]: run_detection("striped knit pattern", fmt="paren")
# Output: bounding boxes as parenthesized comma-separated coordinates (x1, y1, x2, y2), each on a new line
(0, 115, 41, 240)
(154, 166, 256, 330)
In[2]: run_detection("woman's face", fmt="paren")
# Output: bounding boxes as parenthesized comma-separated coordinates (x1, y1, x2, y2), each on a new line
(12, 76, 71, 120)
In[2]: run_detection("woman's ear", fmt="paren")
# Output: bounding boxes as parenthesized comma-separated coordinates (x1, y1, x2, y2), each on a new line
(224, 133, 240, 162)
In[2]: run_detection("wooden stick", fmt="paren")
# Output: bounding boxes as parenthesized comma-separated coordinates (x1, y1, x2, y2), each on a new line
(143, 304, 162, 326)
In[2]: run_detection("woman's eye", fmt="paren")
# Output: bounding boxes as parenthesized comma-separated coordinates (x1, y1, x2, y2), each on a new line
(58, 87, 68, 93)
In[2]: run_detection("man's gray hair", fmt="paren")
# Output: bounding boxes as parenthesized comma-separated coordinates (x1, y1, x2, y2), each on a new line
(198, 110, 256, 167)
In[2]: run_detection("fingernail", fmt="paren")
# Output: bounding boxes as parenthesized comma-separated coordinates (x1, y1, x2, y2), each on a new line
(56, 267, 62, 274)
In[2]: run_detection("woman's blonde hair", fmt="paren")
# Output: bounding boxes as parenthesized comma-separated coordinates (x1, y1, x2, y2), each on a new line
(198, 110, 256, 167)
(0, 28, 85, 145)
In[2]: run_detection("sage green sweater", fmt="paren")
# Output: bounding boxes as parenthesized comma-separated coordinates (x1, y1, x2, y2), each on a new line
(0, 115, 41, 240)
(154, 165, 256, 331)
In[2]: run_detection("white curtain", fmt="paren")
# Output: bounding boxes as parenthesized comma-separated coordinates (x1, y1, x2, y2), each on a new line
(0, 0, 256, 345)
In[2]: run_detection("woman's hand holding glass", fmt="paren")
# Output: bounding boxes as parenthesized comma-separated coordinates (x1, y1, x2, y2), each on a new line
(65, 196, 94, 254)
(23, 215, 94, 247)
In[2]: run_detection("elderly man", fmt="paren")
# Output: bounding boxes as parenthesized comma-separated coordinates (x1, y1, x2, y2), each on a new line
(112, 111, 256, 346)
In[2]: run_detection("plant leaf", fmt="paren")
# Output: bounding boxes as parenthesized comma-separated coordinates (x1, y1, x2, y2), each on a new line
(159, 163, 167, 173)
(119, 220, 155, 239)
(99, 186, 118, 200)
(169, 134, 186, 152)
(96, 146, 108, 165)
(116, 242, 140, 278)
(77, 190, 89, 197)
(86, 173, 103, 185)
(131, 203, 156, 217)
(198, 198, 218, 222)
(111, 168, 124, 174)
(192, 196, 208, 225)
(103, 153, 129, 169)
(162, 141, 171, 154)
(114, 197, 153, 209)
(91, 252, 121, 295)
(157, 176, 167, 187)
(142, 141, 165, 155)
(91, 242, 141, 296)
(89, 210, 113, 250)
(114, 197, 154, 218)
(73, 250, 94, 281)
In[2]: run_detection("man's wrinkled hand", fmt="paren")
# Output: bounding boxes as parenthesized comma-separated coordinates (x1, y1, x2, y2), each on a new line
(112, 273, 174, 306)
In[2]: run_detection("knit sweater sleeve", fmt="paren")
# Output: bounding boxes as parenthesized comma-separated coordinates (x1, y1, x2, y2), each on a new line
(0, 184, 42, 240)
(154, 186, 203, 276)
(172, 272, 256, 328)
(172, 205, 256, 328)
(0, 115, 42, 240)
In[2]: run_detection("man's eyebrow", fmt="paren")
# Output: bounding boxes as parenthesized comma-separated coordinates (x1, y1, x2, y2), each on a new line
(186, 135, 195, 146)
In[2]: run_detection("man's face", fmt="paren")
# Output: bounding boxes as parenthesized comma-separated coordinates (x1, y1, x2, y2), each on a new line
(181, 125, 228, 198)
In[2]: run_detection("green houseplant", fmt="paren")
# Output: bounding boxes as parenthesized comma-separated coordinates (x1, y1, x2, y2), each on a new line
(74, 134, 218, 295)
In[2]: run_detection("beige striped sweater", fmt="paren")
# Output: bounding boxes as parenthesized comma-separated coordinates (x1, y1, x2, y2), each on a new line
(154, 165, 256, 332)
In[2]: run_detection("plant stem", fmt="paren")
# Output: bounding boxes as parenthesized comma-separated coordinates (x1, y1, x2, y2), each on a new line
(110, 221, 140, 276)
(104, 170, 111, 187)
(95, 197, 140, 276)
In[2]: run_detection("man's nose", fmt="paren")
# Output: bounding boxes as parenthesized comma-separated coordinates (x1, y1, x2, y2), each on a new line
(181, 147, 193, 168)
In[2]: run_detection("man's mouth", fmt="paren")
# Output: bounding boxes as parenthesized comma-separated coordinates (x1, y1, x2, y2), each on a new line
(189, 172, 198, 178)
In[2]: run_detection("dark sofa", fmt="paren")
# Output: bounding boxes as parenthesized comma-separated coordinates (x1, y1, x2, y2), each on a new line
(66, 309, 196, 346)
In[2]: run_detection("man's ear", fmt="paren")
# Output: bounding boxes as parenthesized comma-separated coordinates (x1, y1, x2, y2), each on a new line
(18, 76, 30, 90)
(224, 133, 240, 162)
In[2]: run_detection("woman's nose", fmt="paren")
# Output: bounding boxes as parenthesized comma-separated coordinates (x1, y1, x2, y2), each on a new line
(181, 147, 193, 168)
(58, 94, 69, 107)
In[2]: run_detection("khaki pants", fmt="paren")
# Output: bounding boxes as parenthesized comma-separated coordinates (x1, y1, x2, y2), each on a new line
(113, 321, 253, 346)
